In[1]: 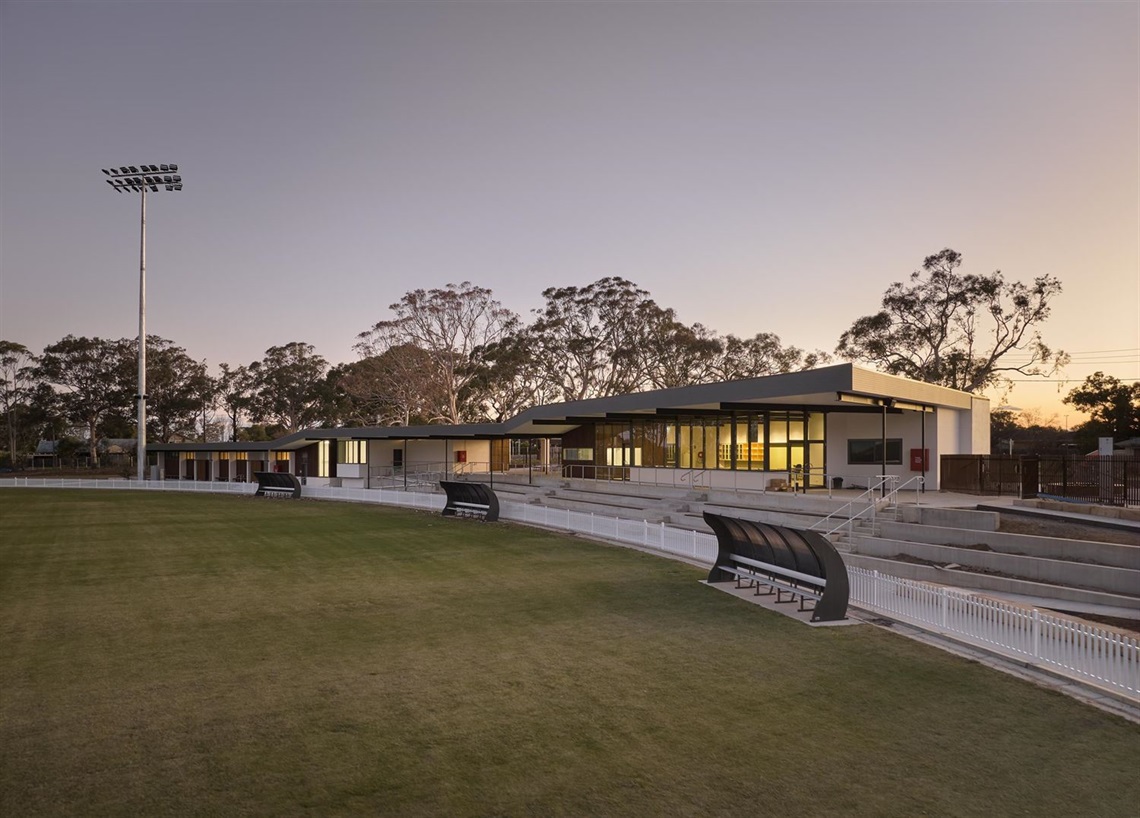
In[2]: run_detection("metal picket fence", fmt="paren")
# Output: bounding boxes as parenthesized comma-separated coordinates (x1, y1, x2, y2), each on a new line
(2, 476, 1136, 700)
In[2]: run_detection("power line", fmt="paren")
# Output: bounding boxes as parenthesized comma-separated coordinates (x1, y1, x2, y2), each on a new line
(1006, 377, 1140, 383)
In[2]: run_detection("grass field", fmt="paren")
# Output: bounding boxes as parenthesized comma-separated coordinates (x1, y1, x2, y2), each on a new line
(2, 489, 1138, 817)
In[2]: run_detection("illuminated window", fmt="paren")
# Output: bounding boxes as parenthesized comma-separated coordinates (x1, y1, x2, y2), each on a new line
(318, 441, 330, 477)
(337, 440, 367, 464)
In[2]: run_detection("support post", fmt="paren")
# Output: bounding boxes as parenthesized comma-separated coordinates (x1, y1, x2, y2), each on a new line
(137, 186, 147, 481)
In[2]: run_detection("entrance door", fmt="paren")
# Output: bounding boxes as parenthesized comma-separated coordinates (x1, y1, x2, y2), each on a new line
(789, 445, 805, 489)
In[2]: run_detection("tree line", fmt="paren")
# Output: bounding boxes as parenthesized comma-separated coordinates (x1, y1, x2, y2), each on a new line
(5, 249, 1122, 468)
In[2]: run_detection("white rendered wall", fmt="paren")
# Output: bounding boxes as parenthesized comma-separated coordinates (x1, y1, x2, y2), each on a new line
(366, 439, 492, 472)
(825, 410, 942, 489)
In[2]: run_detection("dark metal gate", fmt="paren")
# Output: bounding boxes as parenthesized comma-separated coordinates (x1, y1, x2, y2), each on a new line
(941, 455, 1138, 506)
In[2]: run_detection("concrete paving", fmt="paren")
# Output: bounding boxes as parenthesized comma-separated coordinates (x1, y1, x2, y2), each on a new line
(699, 579, 860, 628)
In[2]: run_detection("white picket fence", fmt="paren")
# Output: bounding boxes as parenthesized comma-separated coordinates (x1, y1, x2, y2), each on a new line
(848, 568, 1139, 700)
(3, 477, 1137, 700)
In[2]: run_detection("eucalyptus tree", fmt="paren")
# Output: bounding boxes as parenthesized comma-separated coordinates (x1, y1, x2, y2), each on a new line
(1064, 372, 1140, 443)
(0, 341, 38, 466)
(714, 333, 829, 382)
(35, 335, 134, 465)
(356, 282, 519, 424)
(145, 337, 209, 443)
(338, 344, 449, 426)
(524, 277, 657, 401)
(465, 333, 560, 422)
(248, 342, 330, 433)
(638, 317, 723, 390)
(216, 363, 255, 441)
(836, 249, 1064, 392)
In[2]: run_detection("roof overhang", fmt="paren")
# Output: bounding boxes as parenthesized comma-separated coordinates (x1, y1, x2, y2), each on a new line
(501, 364, 969, 434)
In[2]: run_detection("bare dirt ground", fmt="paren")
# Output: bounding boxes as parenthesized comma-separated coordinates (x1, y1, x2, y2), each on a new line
(998, 515, 1139, 547)
(992, 513, 1139, 633)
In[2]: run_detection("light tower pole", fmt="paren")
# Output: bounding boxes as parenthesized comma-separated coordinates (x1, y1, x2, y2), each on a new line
(102, 165, 183, 480)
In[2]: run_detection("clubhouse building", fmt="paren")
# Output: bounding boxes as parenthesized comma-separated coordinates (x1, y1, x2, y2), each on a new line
(149, 364, 990, 492)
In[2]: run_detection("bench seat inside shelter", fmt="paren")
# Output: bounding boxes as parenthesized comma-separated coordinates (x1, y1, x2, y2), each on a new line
(440, 481, 499, 522)
(703, 512, 849, 623)
(253, 471, 302, 499)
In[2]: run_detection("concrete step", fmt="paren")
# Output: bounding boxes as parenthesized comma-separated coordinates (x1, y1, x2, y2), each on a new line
(535, 494, 672, 524)
(848, 534, 1140, 597)
(843, 553, 1140, 613)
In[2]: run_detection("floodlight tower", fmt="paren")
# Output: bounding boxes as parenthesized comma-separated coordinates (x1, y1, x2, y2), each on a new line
(102, 164, 184, 480)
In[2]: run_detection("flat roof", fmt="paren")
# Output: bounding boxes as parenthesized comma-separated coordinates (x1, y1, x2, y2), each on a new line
(501, 363, 980, 435)
(151, 364, 985, 451)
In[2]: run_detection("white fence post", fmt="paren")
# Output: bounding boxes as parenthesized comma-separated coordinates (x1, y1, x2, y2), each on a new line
(1032, 610, 1040, 659)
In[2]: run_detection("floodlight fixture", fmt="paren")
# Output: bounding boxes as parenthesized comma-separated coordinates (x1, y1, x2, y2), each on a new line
(100, 162, 184, 481)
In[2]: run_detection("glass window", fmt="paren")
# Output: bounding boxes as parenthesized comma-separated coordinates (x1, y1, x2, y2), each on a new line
(636, 420, 669, 468)
(318, 441, 330, 477)
(700, 421, 717, 469)
(678, 420, 695, 468)
(338, 440, 367, 464)
(848, 439, 903, 465)
(769, 446, 788, 471)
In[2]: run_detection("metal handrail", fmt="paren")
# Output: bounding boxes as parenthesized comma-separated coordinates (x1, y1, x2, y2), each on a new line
(679, 469, 709, 487)
(884, 475, 925, 508)
(807, 475, 895, 537)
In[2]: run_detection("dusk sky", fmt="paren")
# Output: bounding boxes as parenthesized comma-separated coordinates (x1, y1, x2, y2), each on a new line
(1, 0, 1136, 423)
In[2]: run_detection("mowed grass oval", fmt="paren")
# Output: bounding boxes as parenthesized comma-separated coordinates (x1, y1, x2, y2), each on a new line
(1, 489, 1137, 818)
